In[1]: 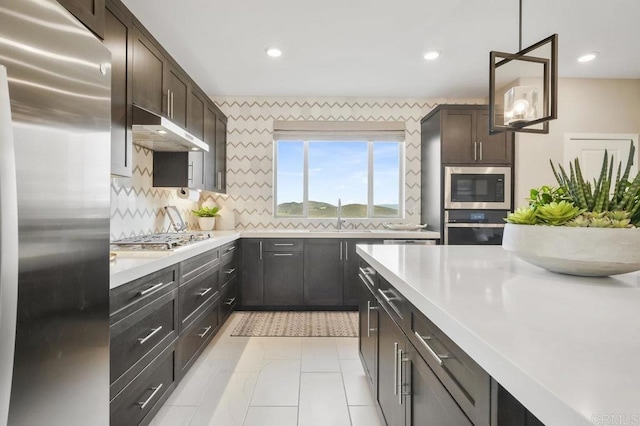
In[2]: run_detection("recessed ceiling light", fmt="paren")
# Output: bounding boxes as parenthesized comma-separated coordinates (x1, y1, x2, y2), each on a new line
(191, 147, 199, 151)
(423, 50, 440, 60)
(578, 52, 598, 63)
(266, 47, 282, 58)
(157, 130, 167, 134)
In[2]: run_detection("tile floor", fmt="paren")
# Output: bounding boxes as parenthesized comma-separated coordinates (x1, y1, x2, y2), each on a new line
(150, 313, 383, 426)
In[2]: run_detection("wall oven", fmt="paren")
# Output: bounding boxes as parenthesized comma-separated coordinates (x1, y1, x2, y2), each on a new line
(444, 210, 506, 245)
(444, 166, 511, 210)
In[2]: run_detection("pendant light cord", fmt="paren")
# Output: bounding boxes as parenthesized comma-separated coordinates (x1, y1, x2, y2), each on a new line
(519, 0, 523, 51)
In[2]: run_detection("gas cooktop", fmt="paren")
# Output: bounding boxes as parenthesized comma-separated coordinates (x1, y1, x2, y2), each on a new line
(110, 232, 213, 251)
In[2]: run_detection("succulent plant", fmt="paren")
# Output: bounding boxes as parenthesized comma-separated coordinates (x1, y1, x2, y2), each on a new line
(534, 201, 584, 225)
(506, 207, 538, 225)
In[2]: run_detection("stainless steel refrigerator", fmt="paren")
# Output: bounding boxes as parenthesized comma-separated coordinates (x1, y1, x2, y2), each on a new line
(0, 0, 111, 424)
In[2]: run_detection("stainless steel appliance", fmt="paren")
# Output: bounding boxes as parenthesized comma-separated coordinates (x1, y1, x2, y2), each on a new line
(444, 210, 507, 245)
(0, 1, 111, 424)
(444, 166, 511, 210)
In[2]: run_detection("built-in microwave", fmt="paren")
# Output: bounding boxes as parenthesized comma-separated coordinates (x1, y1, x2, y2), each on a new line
(444, 166, 511, 210)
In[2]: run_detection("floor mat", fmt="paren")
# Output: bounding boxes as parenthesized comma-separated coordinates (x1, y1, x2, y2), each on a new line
(230, 311, 359, 337)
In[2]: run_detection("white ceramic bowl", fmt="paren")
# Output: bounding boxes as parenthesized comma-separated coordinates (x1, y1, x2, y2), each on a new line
(502, 223, 640, 277)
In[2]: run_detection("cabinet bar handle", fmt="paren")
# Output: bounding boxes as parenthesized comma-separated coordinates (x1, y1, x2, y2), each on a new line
(167, 89, 171, 117)
(138, 383, 163, 410)
(226, 246, 236, 252)
(259, 241, 263, 260)
(170, 91, 174, 118)
(225, 297, 236, 306)
(345, 241, 348, 260)
(273, 253, 293, 257)
(414, 331, 452, 366)
(399, 349, 410, 405)
(187, 161, 194, 182)
(340, 241, 343, 260)
(358, 267, 375, 288)
(367, 300, 371, 337)
(393, 342, 399, 396)
(138, 282, 164, 297)
(197, 287, 212, 297)
(377, 288, 396, 305)
(479, 141, 483, 160)
(138, 326, 163, 345)
(273, 243, 294, 246)
(225, 268, 236, 275)
(473, 141, 477, 161)
(197, 325, 212, 338)
(217, 172, 222, 190)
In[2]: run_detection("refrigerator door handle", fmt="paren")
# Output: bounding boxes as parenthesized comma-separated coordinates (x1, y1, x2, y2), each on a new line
(0, 64, 19, 426)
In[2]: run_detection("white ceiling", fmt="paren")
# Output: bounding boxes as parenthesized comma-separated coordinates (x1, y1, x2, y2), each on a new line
(121, 0, 640, 98)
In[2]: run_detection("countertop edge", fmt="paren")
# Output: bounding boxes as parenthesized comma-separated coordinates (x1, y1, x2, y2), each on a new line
(356, 245, 590, 426)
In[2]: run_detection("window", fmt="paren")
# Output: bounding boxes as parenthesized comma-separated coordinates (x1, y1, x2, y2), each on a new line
(275, 140, 404, 218)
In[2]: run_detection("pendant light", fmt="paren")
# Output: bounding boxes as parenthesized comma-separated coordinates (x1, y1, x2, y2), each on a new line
(489, 0, 558, 134)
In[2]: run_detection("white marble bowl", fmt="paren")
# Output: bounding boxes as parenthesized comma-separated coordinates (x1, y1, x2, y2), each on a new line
(502, 223, 640, 277)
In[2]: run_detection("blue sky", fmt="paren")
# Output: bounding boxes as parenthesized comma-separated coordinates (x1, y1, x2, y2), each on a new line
(276, 140, 400, 206)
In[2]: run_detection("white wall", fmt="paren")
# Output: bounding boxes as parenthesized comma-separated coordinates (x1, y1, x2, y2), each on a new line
(514, 78, 640, 207)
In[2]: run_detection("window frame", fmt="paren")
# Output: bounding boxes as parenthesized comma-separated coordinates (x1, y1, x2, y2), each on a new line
(273, 139, 405, 219)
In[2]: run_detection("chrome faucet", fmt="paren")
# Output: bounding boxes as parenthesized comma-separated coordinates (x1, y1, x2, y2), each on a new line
(337, 198, 346, 230)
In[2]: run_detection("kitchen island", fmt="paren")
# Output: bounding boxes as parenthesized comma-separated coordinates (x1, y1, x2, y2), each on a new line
(356, 244, 640, 426)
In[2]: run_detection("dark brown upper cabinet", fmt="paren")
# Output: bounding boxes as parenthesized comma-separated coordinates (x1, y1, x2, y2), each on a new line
(215, 114, 227, 193)
(104, 0, 132, 177)
(132, 26, 166, 116)
(166, 65, 189, 128)
(440, 105, 513, 165)
(58, 0, 105, 39)
(188, 88, 206, 141)
(204, 104, 218, 191)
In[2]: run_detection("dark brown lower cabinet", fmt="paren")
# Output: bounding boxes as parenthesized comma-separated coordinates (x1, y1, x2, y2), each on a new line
(110, 344, 176, 426)
(220, 276, 238, 322)
(176, 298, 220, 379)
(377, 304, 408, 426)
(264, 251, 304, 305)
(304, 239, 343, 305)
(358, 277, 377, 396)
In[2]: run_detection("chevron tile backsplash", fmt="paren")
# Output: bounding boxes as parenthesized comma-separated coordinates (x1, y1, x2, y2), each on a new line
(110, 97, 484, 238)
(209, 97, 484, 230)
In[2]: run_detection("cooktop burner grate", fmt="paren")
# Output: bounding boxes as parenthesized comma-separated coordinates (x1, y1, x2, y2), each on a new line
(111, 232, 213, 250)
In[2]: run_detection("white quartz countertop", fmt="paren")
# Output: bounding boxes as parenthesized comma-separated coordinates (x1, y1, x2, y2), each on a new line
(110, 231, 240, 289)
(240, 229, 440, 239)
(110, 229, 440, 289)
(356, 244, 640, 426)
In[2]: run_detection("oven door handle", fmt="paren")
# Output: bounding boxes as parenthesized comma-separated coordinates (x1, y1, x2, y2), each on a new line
(445, 223, 505, 228)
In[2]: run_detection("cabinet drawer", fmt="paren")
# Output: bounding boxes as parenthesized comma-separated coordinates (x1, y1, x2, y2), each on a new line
(262, 238, 304, 252)
(358, 260, 377, 293)
(220, 241, 238, 262)
(220, 276, 238, 322)
(110, 290, 178, 396)
(111, 266, 177, 323)
(110, 345, 175, 426)
(179, 263, 219, 331)
(409, 308, 490, 425)
(219, 252, 238, 286)
(377, 276, 405, 324)
(176, 300, 220, 377)
(180, 247, 219, 283)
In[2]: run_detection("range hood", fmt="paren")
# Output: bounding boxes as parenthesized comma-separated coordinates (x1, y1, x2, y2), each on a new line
(132, 105, 209, 152)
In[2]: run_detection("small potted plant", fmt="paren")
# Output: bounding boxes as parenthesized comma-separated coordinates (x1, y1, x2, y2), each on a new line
(192, 206, 220, 231)
(503, 142, 640, 276)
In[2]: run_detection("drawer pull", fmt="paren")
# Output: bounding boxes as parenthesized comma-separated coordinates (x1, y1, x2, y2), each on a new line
(393, 342, 399, 396)
(197, 287, 213, 297)
(198, 325, 212, 338)
(273, 243, 294, 246)
(398, 348, 410, 405)
(225, 297, 236, 306)
(358, 267, 375, 287)
(358, 272, 375, 290)
(138, 282, 164, 297)
(138, 326, 163, 345)
(138, 383, 163, 410)
(225, 246, 236, 252)
(273, 253, 293, 257)
(366, 300, 377, 338)
(414, 331, 452, 366)
(225, 268, 236, 275)
(377, 288, 397, 304)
